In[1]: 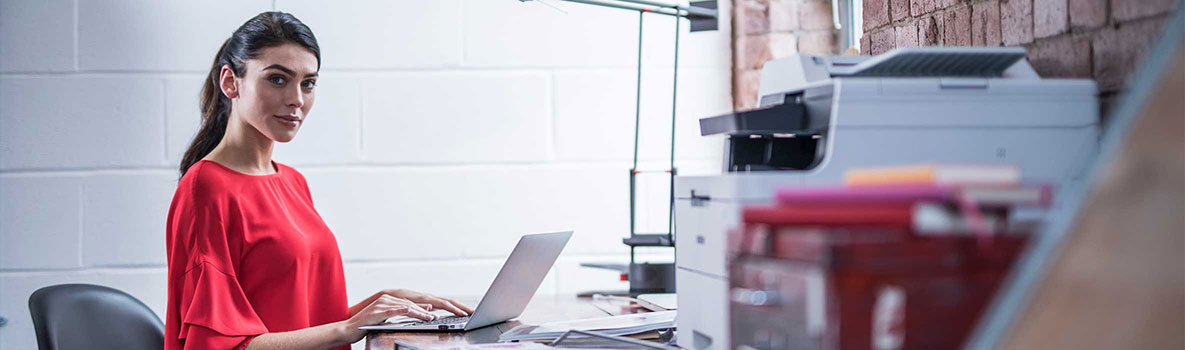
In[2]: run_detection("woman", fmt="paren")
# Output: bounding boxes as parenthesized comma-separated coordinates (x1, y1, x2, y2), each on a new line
(165, 12, 472, 350)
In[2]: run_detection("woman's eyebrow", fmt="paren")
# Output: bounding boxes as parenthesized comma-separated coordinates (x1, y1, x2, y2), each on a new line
(261, 64, 318, 78)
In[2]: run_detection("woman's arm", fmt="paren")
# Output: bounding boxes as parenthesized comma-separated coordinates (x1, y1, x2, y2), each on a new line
(246, 295, 436, 350)
(243, 321, 351, 350)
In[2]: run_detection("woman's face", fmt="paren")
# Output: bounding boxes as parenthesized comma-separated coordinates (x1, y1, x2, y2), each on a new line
(227, 43, 318, 143)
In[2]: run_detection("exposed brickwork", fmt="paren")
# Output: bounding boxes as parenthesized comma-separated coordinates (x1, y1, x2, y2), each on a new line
(732, 0, 840, 110)
(770, 0, 800, 31)
(1068, 0, 1106, 29)
(800, 0, 836, 30)
(1034, 0, 1069, 38)
(910, 0, 927, 16)
(799, 31, 839, 53)
(866, 0, 891, 29)
(918, 16, 941, 45)
(870, 27, 897, 54)
(739, 0, 772, 35)
(896, 21, 920, 47)
(737, 35, 773, 70)
(1093, 17, 1169, 90)
(891, 0, 912, 21)
(855, 0, 1179, 117)
(1026, 34, 1092, 78)
(943, 6, 973, 46)
(769, 32, 800, 58)
(912, 0, 940, 16)
(1002, 0, 1035, 45)
(973, 0, 1003, 46)
(1111, 0, 1177, 22)
(733, 69, 763, 108)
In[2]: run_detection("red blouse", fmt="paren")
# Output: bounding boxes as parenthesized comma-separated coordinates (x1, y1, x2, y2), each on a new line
(165, 160, 350, 350)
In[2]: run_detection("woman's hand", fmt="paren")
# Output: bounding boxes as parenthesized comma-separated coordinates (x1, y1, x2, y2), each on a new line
(388, 289, 475, 317)
(336, 294, 437, 345)
(350, 289, 474, 318)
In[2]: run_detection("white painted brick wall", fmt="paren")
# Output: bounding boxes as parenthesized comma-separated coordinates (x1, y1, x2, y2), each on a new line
(0, 0, 75, 72)
(81, 172, 176, 267)
(1, 77, 167, 170)
(360, 72, 553, 164)
(78, 0, 274, 71)
(0, 1, 733, 350)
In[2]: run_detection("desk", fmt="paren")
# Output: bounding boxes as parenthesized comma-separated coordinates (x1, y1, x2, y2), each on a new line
(365, 295, 647, 350)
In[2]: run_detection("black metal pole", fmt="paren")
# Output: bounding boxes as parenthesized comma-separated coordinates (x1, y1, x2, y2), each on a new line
(629, 10, 643, 239)
(667, 9, 680, 243)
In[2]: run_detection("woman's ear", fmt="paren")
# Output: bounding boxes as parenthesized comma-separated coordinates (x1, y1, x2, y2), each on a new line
(219, 65, 239, 99)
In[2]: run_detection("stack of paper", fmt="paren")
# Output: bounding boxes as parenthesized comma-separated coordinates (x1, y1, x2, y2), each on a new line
(395, 342, 556, 350)
(498, 311, 676, 342)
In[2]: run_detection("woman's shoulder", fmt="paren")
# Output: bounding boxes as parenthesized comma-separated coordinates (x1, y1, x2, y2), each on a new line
(176, 160, 243, 201)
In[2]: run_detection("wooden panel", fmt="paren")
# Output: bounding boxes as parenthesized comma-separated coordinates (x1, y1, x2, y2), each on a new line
(1000, 46, 1185, 349)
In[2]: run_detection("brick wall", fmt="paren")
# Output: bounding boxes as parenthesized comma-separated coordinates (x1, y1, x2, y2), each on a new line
(861, 0, 1178, 113)
(732, 0, 841, 110)
(0, 1, 735, 349)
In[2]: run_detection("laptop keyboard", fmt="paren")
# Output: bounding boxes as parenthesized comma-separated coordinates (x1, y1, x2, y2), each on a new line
(411, 315, 470, 326)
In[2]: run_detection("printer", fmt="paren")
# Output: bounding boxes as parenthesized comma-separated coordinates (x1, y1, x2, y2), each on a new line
(673, 47, 1100, 350)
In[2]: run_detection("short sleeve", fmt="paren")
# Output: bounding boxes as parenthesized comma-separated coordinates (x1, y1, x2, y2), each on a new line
(176, 262, 269, 348)
(167, 165, 269, 350)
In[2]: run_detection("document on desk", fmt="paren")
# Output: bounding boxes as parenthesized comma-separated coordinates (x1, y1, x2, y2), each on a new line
(499, 311, 676, 342)
(393, 341, 557, 350)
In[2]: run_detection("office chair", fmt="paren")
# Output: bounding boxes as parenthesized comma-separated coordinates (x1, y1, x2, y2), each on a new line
(28, 283, 164, 350)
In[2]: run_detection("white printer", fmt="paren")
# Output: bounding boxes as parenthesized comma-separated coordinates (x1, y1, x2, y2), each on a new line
(673, 47, 1100, 350)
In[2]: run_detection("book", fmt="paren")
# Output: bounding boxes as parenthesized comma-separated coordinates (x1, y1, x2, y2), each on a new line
(759, 183, 1051, 242)
(743, 203, 916, 227)
(844, 164, 1022, 187)
(774, 184, 1053, 208)
(742, 202, 1009, 235)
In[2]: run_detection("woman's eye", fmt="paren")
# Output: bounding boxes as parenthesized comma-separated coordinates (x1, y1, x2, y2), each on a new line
(301, 80, 317, 89)
(269, 76, 286, 85)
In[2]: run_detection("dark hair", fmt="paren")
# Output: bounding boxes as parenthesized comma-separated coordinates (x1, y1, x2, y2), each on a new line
(179, 11, 320, 178)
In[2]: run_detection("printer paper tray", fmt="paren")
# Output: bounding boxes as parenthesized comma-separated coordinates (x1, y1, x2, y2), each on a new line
(699, 101, 811, 136)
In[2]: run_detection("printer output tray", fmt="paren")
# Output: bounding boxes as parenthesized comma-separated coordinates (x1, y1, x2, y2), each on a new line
(699, 102, 809, 136)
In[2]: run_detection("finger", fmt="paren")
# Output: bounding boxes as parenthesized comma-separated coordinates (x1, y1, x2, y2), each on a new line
(391, 306, 436, 321)
(436, 300, 469, 316)
(396, 299, 435, 316)
(447, 298, 476, 314)
(382, 307, 433, 322)
(416, 303, 433, 311)
(367, 295, 389, 308)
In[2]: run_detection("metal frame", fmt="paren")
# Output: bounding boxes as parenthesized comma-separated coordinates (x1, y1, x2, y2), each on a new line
(522, 0, 719, 295)
(523, 0, 719, 28)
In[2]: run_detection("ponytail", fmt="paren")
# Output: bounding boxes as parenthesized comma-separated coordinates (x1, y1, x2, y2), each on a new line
(179, 39, 233, 178)
(177, 11, 320, 178)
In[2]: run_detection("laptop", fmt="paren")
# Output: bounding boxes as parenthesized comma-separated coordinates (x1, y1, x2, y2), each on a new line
(359, 231, 573, 332)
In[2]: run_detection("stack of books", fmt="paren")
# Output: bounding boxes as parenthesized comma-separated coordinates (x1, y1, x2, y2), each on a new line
(756, 164, 1050, 238)
(728, 164, 1048, 350)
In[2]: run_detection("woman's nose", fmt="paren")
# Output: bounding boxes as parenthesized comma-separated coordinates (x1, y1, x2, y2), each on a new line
(287, 86, 304, 109)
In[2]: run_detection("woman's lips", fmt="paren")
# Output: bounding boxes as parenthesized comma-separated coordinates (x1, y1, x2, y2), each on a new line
(273, 115, 301, 128)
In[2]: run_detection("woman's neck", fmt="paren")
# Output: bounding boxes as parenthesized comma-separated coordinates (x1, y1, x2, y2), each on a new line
(205, 110, 276, 175)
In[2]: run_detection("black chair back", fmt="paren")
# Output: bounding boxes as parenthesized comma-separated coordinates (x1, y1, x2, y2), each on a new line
(28, 283, 164, 350)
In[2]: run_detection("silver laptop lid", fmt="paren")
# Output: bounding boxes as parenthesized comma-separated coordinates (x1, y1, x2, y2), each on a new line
(464, 231, 573, 330)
